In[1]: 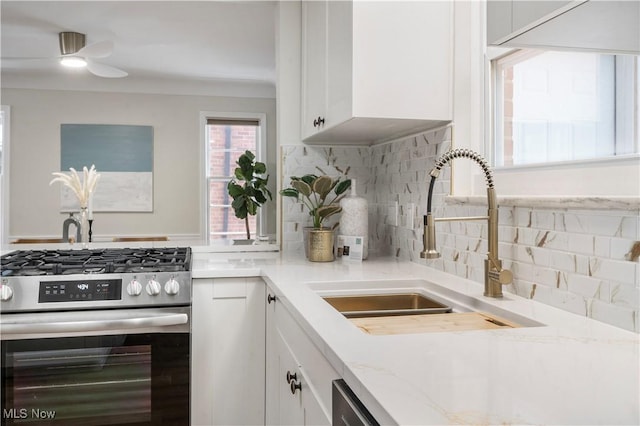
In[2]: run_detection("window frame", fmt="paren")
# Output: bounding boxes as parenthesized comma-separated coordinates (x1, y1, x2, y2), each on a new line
(484, 47, 640, 198)
(1, 105, 10, 245)
(200, 111, 267, 242)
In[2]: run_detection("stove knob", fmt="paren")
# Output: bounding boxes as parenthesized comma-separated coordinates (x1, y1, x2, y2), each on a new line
(127, 279, 143, 296)
(164, 278, 180, 295)
(146, 279, 161, 296)
(0, 284, 13, 302)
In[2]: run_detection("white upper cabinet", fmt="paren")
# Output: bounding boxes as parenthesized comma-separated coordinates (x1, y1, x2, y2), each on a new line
(301, 0, 453, 145)
(487, 0, 640, 54)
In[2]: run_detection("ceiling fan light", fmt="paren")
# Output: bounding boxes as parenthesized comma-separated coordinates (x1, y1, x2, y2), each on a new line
(60, 56, 87, 68)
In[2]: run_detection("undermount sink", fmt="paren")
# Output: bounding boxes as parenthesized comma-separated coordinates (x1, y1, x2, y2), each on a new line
(310, 279, 544, 334)
(322, 293, 452, 318)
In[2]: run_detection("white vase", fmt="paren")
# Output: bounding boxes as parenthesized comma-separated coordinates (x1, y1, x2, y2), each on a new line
(339, 179, 368, 259)
(79, 207, 89, 247)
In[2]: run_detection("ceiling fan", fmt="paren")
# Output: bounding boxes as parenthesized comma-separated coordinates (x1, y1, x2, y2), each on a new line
(57, 31, 128, 78)
(2, 31, 128, 78)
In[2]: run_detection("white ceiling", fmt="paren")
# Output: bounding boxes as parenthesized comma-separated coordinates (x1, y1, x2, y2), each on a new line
(1, 1, 277, 97)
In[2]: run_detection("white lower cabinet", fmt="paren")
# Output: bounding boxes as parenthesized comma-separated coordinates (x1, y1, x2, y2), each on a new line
(266, 286, 340, 426)
(192, 277, 266, 426)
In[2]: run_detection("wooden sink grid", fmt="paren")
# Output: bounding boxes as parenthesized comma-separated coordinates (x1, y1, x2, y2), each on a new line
(350, 312, 521, 335)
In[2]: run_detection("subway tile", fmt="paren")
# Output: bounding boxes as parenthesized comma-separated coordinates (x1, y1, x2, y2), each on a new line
(589, 299, 636, 332)
(567, 233, 595, 256)
(511, 279, 535, 300)
(498, 242, 515, 261)
(515, 245, 550, 266)
(539, 231, 568, 251)
(549, 251, 577, 273)
(466, 251, 486, 270)
(454, 235, 469, 251)
(563, 213, 588, 234)
(610, 238, 636, 261)
(594, 236, 610, 258)
(517, 228, 537, 246)
(532, 266, 558, 287)
(468, 266, 484, 283)
(575, 254, 590, 276)
(531, 210, 555, 230)
(530, 282, 553, 305)
(588, 214, 634, 238)
(515, 208, 532, 228)
(589, 257, 637, 286)
(550, 289, 587, 316)
(512, 261, 534, 282)
(611, 283, 640, 310)
(567, 274, 610, 301)
(498, 207, 515, 225)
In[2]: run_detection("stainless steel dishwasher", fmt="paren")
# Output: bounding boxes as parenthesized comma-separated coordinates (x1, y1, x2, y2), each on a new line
(332, 379, 379, 426)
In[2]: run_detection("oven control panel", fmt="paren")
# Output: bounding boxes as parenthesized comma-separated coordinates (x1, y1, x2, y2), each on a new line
(39, 279, 122, 303)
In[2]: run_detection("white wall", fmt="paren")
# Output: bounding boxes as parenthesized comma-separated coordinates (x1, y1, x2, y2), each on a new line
(2, 88, 276, 241)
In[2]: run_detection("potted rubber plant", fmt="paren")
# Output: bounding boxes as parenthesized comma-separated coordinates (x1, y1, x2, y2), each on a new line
(281, 174, 351, 261)
(227, 150, 272, 242)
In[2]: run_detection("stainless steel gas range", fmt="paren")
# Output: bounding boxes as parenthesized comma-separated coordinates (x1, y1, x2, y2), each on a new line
(0, 247, 192, 426)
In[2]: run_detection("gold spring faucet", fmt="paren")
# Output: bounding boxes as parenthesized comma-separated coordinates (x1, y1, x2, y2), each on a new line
(421, 149, 513, 298)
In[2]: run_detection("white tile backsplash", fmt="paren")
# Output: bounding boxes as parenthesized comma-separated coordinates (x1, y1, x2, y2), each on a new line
(281, 127, 640, 332)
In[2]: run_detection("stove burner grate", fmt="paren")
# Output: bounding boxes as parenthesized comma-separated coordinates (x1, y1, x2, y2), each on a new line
(1, 247, 191, 277)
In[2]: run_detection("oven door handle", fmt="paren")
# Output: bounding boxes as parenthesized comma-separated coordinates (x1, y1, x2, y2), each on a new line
(1, 313, 188, 335)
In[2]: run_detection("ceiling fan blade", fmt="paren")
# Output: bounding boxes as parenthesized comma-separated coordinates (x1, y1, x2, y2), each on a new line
(78, 40, 113, 59)
(86, 60, 127, 78)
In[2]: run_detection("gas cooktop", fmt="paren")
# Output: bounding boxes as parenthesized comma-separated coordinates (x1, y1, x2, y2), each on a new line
(1, 247, 193, 313)
(1, 247, 191, 277)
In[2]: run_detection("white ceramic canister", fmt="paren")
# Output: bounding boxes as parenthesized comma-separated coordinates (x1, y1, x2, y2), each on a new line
(339, 179, 368, 259)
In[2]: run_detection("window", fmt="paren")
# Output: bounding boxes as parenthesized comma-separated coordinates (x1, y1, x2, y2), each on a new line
(493, 50, 639, 167)
(204, 115, 266, 241)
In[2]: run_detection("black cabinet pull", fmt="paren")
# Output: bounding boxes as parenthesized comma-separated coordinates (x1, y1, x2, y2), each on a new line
(286, 371, 297, 383)
(267, 294, 276, 304)
(313, 116, 325, 128)
(290, 380, 302, 395)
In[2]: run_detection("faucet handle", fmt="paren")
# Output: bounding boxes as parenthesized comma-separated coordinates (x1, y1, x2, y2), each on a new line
(487, 257, 513, 285)
(491, 268, 513, 285)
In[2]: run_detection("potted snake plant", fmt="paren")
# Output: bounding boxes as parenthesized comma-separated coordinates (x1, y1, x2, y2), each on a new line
(281, 174, 351, 261)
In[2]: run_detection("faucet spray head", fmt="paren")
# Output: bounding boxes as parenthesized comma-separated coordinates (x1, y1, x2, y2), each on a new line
(420, 214, 441, 259)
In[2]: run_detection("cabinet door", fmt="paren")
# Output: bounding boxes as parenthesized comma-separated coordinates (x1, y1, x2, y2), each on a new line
(265, 286, 333, 426)
(300, 365, 331, 426)
(276, 329, 330, 426)
(276, 329, 306, 425)
(265, 289, 280, 425)
(191, 279, 215, 425)
(301, 0, 328, 139)
(192, 278, 265, 426)
(325, 0, 352, 127)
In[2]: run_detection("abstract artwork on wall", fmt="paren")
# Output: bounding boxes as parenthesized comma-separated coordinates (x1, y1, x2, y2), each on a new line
(60, 124, 154, 212)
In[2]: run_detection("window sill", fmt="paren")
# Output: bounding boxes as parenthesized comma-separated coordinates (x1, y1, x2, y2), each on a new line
(446, 195, 640, 211)
(470, 154, 640, 199)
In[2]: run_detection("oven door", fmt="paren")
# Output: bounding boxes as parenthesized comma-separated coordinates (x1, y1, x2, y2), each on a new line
(1, 307, 190, 426)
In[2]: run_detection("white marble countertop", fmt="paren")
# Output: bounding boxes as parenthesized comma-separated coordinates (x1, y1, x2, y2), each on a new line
(192, 251, 640, 425)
